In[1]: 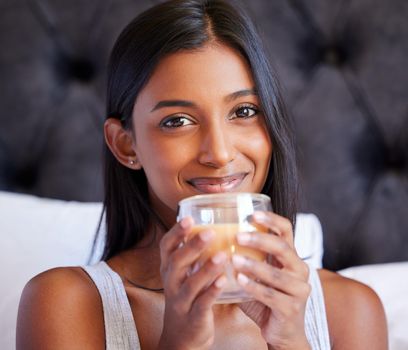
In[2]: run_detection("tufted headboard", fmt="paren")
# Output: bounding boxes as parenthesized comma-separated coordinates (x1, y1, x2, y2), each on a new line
(0, 0, 407, 271)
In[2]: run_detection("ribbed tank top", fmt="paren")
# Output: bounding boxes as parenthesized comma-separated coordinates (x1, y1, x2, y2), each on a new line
(81, 261, 331, 349)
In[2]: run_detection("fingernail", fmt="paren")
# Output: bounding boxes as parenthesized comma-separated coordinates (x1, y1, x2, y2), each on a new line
(232, 254, 246, 268)
(237, 233, 251, 244)
(237, 273, 249, 286)
(212, 251, 227, 264)
(215, 275, 227, 288)
(180, 217, 193, 229)
(252, 211, 266, 221)
(200, 230, 215, 242)
(190, 262, 200, 275)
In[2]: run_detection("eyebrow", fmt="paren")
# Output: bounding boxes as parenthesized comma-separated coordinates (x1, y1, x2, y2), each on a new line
(224, 88, 258, 102)
(150, 100, 195, 112)
(150, 88, 258, 112)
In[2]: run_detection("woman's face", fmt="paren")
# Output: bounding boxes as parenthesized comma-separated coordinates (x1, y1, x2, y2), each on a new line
(131, 43, 272, 224)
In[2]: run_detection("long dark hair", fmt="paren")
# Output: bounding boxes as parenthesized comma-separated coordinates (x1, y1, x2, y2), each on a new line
(96, 0, 297, 261)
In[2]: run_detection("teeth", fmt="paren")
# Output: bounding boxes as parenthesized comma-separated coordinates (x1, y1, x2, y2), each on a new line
(187, 174, 246, 194)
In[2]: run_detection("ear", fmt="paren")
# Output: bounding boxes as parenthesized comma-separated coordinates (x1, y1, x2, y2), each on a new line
(104, 118, 142, 170)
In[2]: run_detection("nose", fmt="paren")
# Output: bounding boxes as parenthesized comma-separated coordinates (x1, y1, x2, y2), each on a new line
(198, 124, 236, 168)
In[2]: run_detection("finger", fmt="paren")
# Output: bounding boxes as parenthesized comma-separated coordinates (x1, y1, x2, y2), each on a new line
(191, 274, 228, 315)
(162, 229, 216, 290)
(173, 229, 216, 269)
(160, 217, 194, 268)
(179, 251, 228, 307)
(236, 232, 304, 274)
(251, 211, 294, 247)
(236, 273, 308, 320)
(232, 255, 311, 297)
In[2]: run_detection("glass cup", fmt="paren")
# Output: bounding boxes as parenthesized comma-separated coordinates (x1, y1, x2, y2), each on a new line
(177, 192, 272, 304)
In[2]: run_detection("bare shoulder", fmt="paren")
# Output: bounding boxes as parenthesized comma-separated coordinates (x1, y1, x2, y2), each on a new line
(16, 266, 105, 350)
(318, 269, 388, 350)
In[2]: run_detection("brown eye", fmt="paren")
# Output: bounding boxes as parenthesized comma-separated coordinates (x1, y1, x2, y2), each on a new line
(160, 116, 194, 128)
(234, 105, 258, 119)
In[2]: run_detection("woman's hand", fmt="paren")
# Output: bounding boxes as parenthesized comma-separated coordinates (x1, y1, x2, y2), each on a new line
(158, 217, 228, 350)
(233, 211, 312, 350)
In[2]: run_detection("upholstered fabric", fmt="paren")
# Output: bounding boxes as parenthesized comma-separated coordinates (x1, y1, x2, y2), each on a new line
(0, 0, 407, 270)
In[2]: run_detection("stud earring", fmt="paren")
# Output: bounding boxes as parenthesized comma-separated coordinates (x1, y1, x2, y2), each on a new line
(129, 160, 135, 165)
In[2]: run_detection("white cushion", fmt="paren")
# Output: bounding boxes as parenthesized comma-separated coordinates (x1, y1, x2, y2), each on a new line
(339, 262, 408, 350)
(0, 191, 323, 350)
(294, 213, 324, 269)
(0, 191, 104, 349)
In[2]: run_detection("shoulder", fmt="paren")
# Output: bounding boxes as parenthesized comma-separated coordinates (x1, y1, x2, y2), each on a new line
(318, 269, 388, 350)
(17, 266, 105, 350)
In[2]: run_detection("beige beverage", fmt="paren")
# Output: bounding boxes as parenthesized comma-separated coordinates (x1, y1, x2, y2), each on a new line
(177, 193, 272, 303)
(190, 223, 267, 262)
(189, 223, 267, 302)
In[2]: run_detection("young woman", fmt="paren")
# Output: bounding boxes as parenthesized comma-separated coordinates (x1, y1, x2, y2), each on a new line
(17, 1, 387, 349)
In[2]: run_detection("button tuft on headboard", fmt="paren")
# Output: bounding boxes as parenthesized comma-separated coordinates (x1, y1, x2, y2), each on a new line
(14, 165, 39, 190)
(68, 57, 97, 83)
(385, 146, 407, 172)
(55, 52, 97, 83)
(323, 45, 347, 67)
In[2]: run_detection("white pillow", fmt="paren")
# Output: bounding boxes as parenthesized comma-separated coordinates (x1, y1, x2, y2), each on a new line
(294, 213, 324, 269)
(0, 191, 323, 350)
(339, 262, 408, 350)
(0, 191, 104, 350)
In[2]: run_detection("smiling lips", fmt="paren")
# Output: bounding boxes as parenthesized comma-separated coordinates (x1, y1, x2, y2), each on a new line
(187, 173, 248, 193)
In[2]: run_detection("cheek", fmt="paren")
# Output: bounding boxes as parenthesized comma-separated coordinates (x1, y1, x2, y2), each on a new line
(241, 127, 272, 188)
(245, 127, 272, 164)
(135, 131, 194, 182)
(138, 140, 190, 212)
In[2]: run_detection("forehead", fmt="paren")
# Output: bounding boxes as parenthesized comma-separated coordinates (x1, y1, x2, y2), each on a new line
(136, 43, 256, 105)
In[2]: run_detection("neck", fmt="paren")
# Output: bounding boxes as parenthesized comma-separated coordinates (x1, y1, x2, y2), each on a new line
(147, 186, 178, 230)
(107, 222, 165, 288)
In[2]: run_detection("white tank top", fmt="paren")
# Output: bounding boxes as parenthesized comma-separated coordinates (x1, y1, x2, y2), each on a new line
(81, 261, 331, 349)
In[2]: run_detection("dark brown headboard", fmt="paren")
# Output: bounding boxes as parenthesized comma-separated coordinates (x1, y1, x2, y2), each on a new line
(0, 0, 407, 270)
